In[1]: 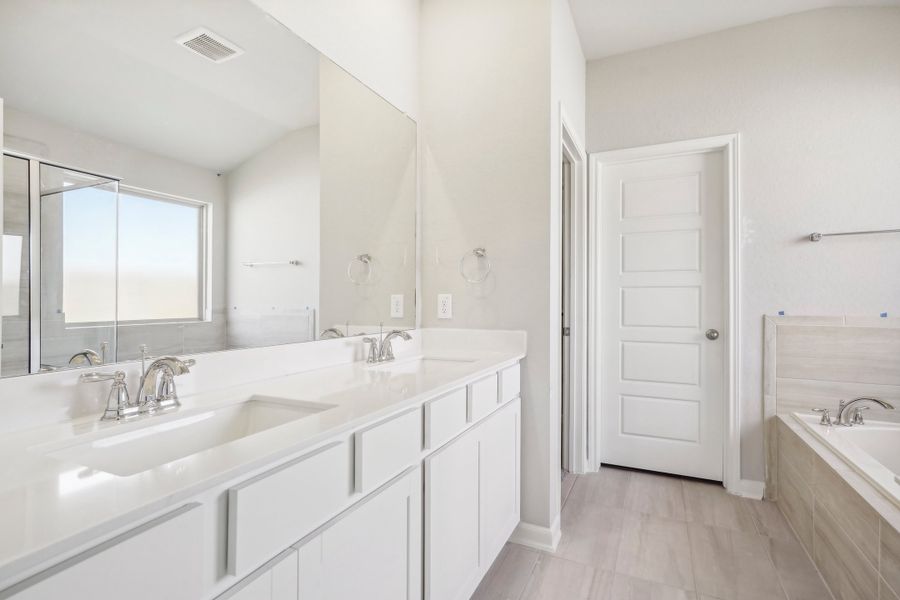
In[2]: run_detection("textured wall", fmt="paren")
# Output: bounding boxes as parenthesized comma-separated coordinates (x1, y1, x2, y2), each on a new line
(586, 7, 900, 481)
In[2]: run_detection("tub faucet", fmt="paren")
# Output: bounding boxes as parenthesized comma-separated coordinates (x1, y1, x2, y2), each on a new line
(835, 397, 895, 426)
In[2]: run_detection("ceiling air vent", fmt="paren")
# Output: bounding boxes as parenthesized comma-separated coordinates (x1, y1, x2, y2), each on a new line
(176, 28, 243, 63)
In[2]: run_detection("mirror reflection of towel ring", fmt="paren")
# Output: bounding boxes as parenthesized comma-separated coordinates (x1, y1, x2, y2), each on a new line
(348, 253, 378, 285)
(459, 247, 492, 284)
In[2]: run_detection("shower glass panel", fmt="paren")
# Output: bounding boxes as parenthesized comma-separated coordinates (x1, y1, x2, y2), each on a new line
(39, 163, 117, 372)
(2, 155, 31, 377)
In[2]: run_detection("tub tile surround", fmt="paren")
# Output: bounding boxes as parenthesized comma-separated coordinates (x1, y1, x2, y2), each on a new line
(472, 467, 831, 600)
(764, 316, 900, 500)
(777, 418, 900, 600)
(0, 328, 525, 589)
(765, 317, 900, 599)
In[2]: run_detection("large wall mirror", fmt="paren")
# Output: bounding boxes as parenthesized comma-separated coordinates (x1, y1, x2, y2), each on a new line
(0, 0, 417, 378)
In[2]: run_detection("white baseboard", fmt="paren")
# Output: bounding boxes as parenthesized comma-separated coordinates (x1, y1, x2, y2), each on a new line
(729, 479, 765, 500)
(508, 515, 561, 552)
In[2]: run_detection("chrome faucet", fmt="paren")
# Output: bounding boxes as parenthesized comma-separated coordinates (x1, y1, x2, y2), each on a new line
(834, 397, 895, 426)
(137, 356, 196, 413)
(362, 329, 412, 363)
(80, 370, 139, 421)
(379, 330, 411, 362)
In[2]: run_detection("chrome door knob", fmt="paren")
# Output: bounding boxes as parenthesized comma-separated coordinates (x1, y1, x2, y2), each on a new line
(705, 329, 720, 341)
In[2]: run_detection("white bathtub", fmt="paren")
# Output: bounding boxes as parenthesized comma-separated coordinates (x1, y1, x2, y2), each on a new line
(793, 412, 900, 508)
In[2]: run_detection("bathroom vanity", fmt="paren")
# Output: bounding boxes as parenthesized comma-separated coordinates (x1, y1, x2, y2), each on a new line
(0, 332, 524, 600)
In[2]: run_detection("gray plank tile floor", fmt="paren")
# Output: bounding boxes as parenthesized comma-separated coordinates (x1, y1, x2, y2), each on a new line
(471, 467, 833, 600)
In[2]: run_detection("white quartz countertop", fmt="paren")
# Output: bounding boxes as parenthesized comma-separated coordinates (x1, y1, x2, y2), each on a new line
(0, 349, 524, 585)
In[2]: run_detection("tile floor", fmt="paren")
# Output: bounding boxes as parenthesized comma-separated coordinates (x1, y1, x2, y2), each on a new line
(472, 467, 832, 600)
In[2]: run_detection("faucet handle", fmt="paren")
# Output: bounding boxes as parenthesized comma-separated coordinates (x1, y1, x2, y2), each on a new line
(81, 371, 138, 421)
(851, 406, 870, 425)
(812, 408, 834, 426)
(362, 337, 379, 364)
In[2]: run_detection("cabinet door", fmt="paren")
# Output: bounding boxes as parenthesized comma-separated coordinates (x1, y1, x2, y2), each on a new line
(218, 549, 298, 600)
(3, 504, 203, 600)
(424, 429, 480, 600)
(478, 399, 521, 564)
(297, 468, 421, 600)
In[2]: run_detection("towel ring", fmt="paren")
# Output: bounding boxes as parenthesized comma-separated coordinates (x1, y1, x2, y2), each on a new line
(459, 247, 492, 284)
(348, 253, 378, 285)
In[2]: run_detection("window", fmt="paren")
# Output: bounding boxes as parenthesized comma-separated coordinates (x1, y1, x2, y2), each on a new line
(117, 188, 208, 322)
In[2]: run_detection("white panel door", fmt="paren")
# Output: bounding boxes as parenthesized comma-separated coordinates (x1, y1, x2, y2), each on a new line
(600, 150, 725, 480)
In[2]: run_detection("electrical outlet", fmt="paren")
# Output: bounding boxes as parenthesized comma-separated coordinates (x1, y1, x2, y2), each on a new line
(437, 294, 452, 319)
(390, 294, 404, 318)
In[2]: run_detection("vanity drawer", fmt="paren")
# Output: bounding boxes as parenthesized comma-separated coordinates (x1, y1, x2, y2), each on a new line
(3, 504, 203, 600)
(468, 373, 499, 422)
(354, 407, 422, 494)
(499, 363, 521, 404)
(227, 442, 349, 576)
(424, 388, 468, 450)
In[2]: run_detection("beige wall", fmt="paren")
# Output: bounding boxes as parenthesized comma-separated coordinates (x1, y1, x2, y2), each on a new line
(225, 126, 320, 348)
(586, 7, 900, 482)
(318, 58, 417, 333)
(421, 0, 567, 537)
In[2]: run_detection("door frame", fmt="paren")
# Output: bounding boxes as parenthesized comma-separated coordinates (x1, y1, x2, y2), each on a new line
(559, 108, 588, 474)
(588, 134, 743, 495)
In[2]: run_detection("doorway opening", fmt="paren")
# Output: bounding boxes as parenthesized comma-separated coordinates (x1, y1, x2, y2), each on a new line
(558, 112, 588, 480)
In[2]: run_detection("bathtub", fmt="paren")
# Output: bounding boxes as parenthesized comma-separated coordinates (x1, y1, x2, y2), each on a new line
(793, 412, 900, 508)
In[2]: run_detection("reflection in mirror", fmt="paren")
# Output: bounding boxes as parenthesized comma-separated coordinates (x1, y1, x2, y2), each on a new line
(0, 0, 417, 377)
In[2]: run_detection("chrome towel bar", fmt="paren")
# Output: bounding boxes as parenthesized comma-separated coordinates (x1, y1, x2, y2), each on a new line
(809, 228, 900, 242)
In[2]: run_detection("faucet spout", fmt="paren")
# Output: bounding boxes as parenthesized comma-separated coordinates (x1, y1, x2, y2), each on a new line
(835, 397, 895, 426)
(137, 356, 195, 413)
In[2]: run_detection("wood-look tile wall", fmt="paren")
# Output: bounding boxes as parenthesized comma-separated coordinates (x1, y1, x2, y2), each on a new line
(777, 420, 900, 600)
(763, 316, 900, 500)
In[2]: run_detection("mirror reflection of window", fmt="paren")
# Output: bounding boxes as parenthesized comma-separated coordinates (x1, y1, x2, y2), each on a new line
(1, 236, 23, 317)
(117, 189, 207, 323)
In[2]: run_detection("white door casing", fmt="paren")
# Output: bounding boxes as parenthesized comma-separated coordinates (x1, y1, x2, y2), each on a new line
(599, 149, 726, 481)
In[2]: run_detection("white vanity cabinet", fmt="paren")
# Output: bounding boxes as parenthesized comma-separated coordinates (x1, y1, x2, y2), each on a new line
(424, 397, 521, 600)
(296, 467, 422, 600)
(0, 359, 523, 600)
(218, 549, 299, 600)
(1, 504, 203, 600)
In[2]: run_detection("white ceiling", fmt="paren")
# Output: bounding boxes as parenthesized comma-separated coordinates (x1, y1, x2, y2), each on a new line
(568, 0, 900, 59)
(0, 0, 320, 172)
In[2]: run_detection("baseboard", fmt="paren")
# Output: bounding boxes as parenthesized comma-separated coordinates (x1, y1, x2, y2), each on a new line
(729, 478, 765, 500)
(508, 515, 561, 552)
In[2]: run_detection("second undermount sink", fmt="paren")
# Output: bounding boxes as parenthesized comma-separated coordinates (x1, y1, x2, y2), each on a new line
(366, 356, 479, 374)
(43, 396, 335, 476)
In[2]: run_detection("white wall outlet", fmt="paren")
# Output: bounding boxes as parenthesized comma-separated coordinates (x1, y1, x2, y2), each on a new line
(390, 294, 404, 318)
(437, 293, 452, 319)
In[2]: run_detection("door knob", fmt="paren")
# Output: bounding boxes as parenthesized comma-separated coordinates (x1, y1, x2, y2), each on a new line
(705, 329, 720, 341)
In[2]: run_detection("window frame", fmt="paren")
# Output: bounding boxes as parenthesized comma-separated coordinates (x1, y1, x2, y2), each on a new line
(115, 185, 212, 326)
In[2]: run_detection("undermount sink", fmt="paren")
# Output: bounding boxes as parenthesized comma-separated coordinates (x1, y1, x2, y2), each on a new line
(43, 396, 335, 476)
(366, 356, 478, 374)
